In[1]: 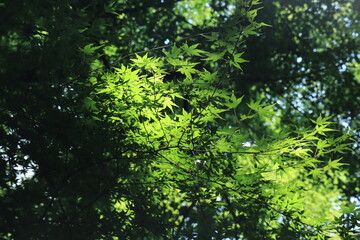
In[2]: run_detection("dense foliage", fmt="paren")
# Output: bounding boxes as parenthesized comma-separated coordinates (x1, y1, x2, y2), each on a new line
(0, 0, 359, 239)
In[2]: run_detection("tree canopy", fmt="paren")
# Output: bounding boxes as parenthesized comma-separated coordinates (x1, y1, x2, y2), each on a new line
(0, 0, 359, 239)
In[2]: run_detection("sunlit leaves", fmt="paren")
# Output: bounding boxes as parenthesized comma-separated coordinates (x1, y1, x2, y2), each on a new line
(325, 158, 348, 170)
(224, 93, 244, 109)
(132, 53, 164, 71)
(87, 7, 354, 239)
(292, 147, 312, 158)
(177, 65, 198, 80)
(162, 97, 178, 112)
(1, 0, 357, 239)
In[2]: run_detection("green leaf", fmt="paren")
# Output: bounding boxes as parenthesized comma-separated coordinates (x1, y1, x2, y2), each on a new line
(340, 202, 357, 214)
(327, 158, 348, 170)
(177, 65, 198, 80)
(233, 52, 248, 63)
(164, 45, 182, 58)
(304, 158, 322, 168)
(310, 115, 332, 125)
(315, 124, 336, 136)
(247, 99, 262, 110)
(224, 94, 244, 109)
(240, 113, 256, 120)
(216, 138, 232, 152)
(162, 97, 178, 112)
(181, 43, 204, 56)
(79, 43, 104, 55)
(202, 32, 219, 42)
(309, 168, 324, 178)
(243, 25, 259, 37)
(203, 51, 226, 62)
(83, 97, 99, 111)
(257, 104, 275, 118)
(230, 52, 249, 69)
(316, 139, 331, 150)
(292, 147, 312, 157)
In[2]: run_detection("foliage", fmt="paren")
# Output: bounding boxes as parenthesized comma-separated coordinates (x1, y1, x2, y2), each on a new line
(238, 0, 360, 199)
(0, 0, 358, 239)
